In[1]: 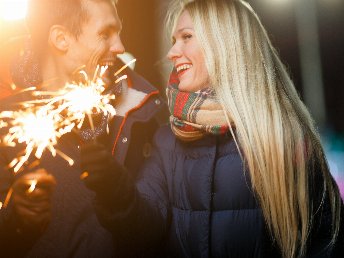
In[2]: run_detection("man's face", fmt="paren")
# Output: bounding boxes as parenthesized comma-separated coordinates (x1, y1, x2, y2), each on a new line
(66, 0, 125, 77)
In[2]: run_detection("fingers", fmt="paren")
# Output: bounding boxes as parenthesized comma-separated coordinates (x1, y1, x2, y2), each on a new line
(13, 169, 56, 195)
(15, 206, 51, 233)
(13, 193, 51, 214)
(80, 142, 107, 155)
(12, 188, 52, 233)
(82, 172, 107, 188)
(80, 143, 110, 162)
(80, 143, 111, 171)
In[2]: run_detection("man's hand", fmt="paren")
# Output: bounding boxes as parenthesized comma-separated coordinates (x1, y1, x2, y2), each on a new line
(80, 142, 132, 208)
(12, 168, 56, 233)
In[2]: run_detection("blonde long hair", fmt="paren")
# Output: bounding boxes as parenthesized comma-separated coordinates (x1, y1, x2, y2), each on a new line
(166, 0, 341, 257)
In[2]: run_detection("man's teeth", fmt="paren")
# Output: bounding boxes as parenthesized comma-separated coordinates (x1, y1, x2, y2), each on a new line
(101, 61, 115, 66)
(177, 64, 192, 73)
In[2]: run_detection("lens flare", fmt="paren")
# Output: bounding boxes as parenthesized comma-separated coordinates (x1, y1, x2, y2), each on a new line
(0, 0, 28, 21)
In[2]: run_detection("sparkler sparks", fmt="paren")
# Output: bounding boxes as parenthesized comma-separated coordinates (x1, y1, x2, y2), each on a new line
(0, 106, 75, 172)
(27, 65, 119, 130)
(0, 63, 133, 173)
(27, 179, 37, 193)
(0, 60, 136, 211)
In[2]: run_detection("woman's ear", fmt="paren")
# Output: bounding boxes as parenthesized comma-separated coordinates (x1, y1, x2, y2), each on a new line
(48, 25, 70, 52)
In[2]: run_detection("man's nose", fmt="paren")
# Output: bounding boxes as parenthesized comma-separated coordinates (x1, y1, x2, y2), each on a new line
(110, 36, 125, 55)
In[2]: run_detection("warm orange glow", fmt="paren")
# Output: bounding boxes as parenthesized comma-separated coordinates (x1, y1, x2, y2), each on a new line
(0, 0, 28, 21)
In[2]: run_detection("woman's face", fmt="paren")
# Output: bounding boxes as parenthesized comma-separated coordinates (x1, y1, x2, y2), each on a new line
(167, 10, 210, 92)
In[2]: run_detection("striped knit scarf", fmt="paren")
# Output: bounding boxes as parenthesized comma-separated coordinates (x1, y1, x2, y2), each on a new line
(166, 69, 230, 141)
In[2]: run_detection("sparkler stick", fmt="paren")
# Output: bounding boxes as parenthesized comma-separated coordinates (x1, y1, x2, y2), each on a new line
(114, 58, 136, 77)
(2, 188, 13, 209)
(115, 75, 128, 84)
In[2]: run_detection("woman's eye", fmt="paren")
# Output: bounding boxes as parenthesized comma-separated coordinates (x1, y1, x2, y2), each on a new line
(182, 34, 192, 40)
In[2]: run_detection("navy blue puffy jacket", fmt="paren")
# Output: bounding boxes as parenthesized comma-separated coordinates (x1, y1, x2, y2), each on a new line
(97, 125, 343, 258)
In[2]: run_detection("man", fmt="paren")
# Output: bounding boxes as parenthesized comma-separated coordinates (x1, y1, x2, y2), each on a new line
(0, 0, 166, 256)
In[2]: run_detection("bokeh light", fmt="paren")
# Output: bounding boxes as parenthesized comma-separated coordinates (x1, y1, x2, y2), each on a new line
(0, 0, 28, 21)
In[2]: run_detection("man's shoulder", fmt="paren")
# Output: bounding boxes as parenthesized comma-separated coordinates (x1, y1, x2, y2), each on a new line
(153, 125, 175, 147)
(125, 68, 158, 94)
(0, 83, 16, 100)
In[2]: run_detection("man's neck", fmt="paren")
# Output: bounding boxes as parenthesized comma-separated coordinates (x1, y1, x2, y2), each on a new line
(40, 56, 69, 91)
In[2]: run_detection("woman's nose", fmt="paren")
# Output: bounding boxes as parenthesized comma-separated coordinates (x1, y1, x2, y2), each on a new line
(166, 44, 182, 62)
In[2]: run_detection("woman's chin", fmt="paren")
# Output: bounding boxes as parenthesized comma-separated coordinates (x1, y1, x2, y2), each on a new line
(178, 82, 196, 92)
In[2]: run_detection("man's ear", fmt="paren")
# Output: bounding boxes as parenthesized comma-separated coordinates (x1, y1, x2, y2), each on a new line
(48, 25, 70, 52)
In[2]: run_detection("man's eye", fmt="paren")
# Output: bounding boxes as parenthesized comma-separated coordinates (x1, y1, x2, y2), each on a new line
(100, 32, 110, 40)
(100, 33, 109, 39)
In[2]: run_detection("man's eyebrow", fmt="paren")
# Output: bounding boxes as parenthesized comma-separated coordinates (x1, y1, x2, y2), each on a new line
(100, 22, 122, 32)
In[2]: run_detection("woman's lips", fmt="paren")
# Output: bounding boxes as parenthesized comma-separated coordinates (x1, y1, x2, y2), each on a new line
(176, 63, 193, 78)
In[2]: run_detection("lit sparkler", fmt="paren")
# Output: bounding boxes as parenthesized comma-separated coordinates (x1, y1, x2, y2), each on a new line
(0, 61, 134, 173)
(24, 65, 122, 130)
(0, 60, 135, 195)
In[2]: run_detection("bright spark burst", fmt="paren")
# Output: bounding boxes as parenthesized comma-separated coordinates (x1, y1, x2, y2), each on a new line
(0, 106, 75, 172)
(60, 73, 117, 129)
(28, 65, 118, 130)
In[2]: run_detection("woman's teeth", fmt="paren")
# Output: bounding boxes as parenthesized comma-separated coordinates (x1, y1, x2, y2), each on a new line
(177, 64, 192, 73)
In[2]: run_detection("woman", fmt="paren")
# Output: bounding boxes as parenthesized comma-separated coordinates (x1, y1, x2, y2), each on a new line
(80, 0, 343, 257)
